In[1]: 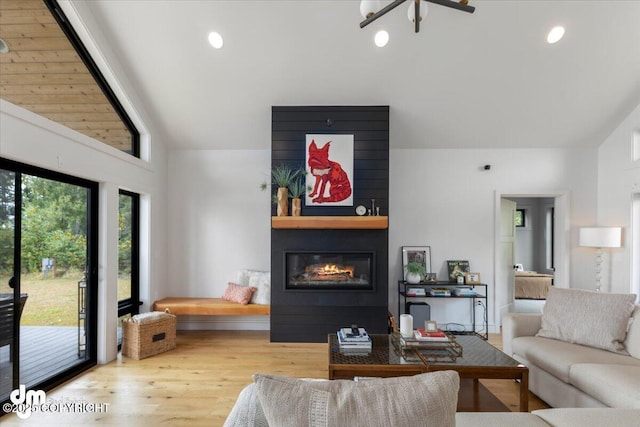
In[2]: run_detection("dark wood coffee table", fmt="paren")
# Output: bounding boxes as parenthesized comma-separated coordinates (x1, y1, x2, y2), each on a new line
(328, 334, 529, 412)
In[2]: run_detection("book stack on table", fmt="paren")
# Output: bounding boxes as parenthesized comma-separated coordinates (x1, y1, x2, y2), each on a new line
(414, 327, 450, 342)
(337, 327, 372, 353)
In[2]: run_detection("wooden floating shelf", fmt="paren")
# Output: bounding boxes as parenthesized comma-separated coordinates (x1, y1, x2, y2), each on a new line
(272, 216, 388, 230)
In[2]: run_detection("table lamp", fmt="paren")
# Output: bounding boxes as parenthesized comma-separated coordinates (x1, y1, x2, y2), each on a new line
(579, 227, 622, 292)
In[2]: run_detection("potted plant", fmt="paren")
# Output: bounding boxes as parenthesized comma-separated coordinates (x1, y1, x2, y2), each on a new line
(404, 262, 426, 284)
(261, 164, 300, 216)
(288, 177, 307, 216)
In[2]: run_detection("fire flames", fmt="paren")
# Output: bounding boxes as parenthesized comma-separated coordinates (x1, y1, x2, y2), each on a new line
(305, 263, 354, 281)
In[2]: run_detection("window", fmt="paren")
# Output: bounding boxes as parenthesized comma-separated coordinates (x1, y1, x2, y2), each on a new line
(515, 209, 526, 227)
(117, 190, 139, 346)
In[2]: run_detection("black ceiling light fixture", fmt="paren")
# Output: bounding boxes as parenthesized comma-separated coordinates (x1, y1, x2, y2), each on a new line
(359, 0, 475, 33)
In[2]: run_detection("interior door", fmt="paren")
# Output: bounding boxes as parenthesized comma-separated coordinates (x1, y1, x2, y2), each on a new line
(497, 198, 517, 323)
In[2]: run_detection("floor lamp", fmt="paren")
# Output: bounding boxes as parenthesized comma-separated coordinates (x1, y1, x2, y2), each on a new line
(579, 227, 622, 292)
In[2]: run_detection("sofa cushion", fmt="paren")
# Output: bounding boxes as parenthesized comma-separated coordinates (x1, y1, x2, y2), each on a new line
(532, 408, 640, 426)
(536, 287, 636, 354)
(623, 305, 640, 359)
(455, 412, 551, 427)
(512, 336, 640, 383)
(569, 364, 640, 408)
(253, 371, 459, 427)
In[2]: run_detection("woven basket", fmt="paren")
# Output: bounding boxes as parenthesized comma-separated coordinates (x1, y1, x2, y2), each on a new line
(122, 311, 176, 360)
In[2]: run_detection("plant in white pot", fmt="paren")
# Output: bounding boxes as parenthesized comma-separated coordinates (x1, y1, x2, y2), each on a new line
(404, 262, 426, 284)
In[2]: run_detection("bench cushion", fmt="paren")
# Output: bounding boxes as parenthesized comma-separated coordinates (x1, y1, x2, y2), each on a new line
(152, 298, 270, 316)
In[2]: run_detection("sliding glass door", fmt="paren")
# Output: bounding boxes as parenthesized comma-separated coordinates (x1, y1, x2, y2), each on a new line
(0, 159, 97, 407)
(0, 168, 18, 401)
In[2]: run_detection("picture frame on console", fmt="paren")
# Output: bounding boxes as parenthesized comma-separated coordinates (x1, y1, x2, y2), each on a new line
(447, 260, 470, 283)
(402, 246, 431, 281)
(465, 272, 481, 285)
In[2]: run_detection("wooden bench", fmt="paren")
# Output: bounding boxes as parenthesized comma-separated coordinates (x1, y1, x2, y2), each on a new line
(152, 297, 270, 316)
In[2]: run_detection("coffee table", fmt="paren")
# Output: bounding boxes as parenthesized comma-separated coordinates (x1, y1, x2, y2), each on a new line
(328, 334, 529, 412)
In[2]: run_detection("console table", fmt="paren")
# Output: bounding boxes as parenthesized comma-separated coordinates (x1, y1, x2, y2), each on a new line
(398, 281, 488, 340)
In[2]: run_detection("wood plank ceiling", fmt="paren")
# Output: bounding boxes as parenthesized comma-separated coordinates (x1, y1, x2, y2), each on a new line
(0, 0, 134, 154)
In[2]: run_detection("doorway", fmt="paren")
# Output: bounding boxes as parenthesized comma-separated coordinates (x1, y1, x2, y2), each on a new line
(0, 158, 98, 405)
(494, 192, 569, 327)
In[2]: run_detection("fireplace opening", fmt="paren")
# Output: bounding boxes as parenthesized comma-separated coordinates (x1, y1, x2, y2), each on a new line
(285, 251, 375, 290)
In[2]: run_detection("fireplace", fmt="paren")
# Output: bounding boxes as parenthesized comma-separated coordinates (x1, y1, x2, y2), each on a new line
(271, 228, 388, 342)
(285, 251, 374, 291)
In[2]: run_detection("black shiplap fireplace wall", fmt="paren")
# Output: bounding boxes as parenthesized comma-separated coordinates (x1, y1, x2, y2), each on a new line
(270, 106, 389, 343)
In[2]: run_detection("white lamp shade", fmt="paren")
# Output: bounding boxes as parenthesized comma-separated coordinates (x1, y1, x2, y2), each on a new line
(579, 227, 622, 248)
(360, 0, 381, 19)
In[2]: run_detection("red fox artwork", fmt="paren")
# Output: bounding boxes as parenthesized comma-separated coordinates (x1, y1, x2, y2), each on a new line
(307, 139, 352, 204)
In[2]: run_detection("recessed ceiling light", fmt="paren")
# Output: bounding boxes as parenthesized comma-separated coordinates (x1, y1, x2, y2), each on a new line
(374, 30, 389, 47)
(547, 26, 565, 44)
(0, 37, 9, 54)
(208, 31, 224, 49)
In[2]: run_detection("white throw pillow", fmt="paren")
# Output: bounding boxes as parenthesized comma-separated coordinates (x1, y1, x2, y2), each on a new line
(536, 287, 637, 354)
(253, 371, 459, 427)
(236, 270, 270, 305)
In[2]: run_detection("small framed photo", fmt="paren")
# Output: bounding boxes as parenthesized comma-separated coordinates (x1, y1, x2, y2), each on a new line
(424, 320, 438, 332)
(424, 272, 437, 283)
(465, 272, 481, 285)
(402, 246, 431, 281)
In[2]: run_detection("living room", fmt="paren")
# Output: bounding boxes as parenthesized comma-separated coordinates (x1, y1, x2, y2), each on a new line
(1, 0, 639, 425)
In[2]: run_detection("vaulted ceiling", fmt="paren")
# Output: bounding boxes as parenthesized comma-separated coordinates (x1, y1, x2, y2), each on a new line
(4, 1, 640, 152)
(0, 0, 135, 154)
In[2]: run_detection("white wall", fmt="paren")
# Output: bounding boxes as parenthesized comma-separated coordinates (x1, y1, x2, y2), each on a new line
(597, 103, 640, 295)
(166, 149, 271, 330)
(167, 146, 598, 333)
(389, 148, 597, 332)
(0, 101, 169, 364)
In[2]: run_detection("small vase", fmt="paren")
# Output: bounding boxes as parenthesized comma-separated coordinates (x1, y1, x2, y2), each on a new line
(291, 198, 302, 216)
(406, 273, 421, 284)
(277, 187, 288, 216)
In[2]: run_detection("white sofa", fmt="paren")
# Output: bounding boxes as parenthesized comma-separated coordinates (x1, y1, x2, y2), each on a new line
(224, 378, 640, 427)
(502, 288, 640, 409)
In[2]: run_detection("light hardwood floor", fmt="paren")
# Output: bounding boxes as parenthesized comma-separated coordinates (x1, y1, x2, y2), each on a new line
(1, 330, 548, 426)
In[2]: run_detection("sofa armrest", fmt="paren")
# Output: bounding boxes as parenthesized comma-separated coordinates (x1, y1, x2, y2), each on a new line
(502, 312, 542, 356)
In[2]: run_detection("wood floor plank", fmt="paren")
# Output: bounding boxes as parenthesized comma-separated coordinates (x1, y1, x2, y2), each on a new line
(1, 330, 549, 426)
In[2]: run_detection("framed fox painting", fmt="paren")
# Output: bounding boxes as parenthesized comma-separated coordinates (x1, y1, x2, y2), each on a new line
(305, 134, 354, 207)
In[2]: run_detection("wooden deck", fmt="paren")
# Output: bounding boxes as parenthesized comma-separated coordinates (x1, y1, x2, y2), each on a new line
(0, 326, 86, 400)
